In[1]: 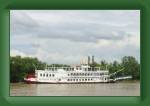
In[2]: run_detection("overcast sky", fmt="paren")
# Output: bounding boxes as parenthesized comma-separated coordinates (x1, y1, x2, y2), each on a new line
(10, 10, 140, 64)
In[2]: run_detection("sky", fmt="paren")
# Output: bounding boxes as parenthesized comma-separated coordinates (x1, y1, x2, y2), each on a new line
(10, 10, 140, 64)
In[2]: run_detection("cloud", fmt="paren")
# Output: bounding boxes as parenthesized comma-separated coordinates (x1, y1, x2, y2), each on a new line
(10, 10, 140, 42)
(10, 10, 140, 64)
(10, 11, 39, 36)
(10, 49, 29, 57)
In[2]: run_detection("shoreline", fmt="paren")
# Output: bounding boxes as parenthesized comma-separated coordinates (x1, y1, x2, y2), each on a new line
(10, 80, 140, 84)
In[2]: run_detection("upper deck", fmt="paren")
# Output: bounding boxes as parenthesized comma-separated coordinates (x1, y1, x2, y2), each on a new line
(42, 64, 108, 72)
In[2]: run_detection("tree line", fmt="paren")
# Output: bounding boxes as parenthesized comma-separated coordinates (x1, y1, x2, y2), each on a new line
(10, 56, 140, 82)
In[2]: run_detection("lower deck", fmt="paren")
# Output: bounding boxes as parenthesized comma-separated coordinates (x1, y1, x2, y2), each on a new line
(25, 76, 111, 83)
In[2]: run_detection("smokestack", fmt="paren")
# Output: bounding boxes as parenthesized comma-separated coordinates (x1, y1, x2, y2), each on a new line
(88, 56, 90, 65)
(92, 56, 94, 65)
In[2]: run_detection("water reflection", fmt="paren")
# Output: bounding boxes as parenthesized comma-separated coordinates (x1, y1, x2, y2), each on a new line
(10, 81, 140, 96)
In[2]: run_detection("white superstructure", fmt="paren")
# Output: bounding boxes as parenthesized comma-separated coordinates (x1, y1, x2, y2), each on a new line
(24, 56, 132, 83)
(34, 64, 110, 83)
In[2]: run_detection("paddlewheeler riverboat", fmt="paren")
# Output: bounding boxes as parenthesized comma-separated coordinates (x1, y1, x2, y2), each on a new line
(24, 56, 132, 83)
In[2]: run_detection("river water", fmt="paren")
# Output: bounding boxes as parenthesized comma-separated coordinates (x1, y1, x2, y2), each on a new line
(10, 81, 140, 96)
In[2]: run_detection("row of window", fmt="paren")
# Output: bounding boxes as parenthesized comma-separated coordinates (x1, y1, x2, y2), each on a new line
(40, 73, 55, 77)
(39, 73, 107, 77)
(67, 78, 93, 81)
(38, 78, 107, 81)
(47, 68, 74, 71)
(68, 73, 107, 76)
(47, 68, 103, 71)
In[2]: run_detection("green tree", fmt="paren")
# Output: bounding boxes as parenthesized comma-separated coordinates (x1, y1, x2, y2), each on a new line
(10, 56, 46, 82)
(121, 56, 140, 79)
(100, 60, 107, 70)
(109, 61, 120, 73)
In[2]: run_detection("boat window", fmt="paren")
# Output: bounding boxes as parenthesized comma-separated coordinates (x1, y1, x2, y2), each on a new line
(40, 73, 42, 77)
(52, 74, 54, 77)
(76, 79, 78, 81)
(46, 74, 48, 77)
(43, 74, 45, 77)
(49, 74, 51, 77)
(105, 72, 108, 75)
(97, 73, 99, 76)
(100, 73, 104, 75)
